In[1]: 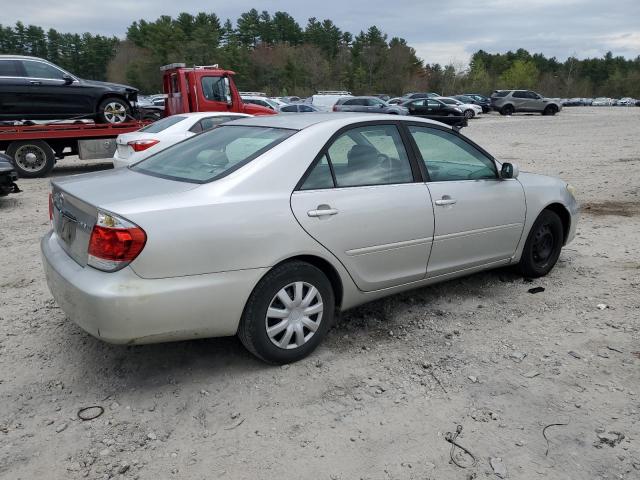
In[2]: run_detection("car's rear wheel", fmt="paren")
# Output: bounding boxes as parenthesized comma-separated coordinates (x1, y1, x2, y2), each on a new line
(542, 105, 558, 116)
(500, 104, 514, 116)
(518, 209, 564, 278)
(6, 140, 55, 178)
(97, 97, 131, 124)
(238, 261, 335, 364)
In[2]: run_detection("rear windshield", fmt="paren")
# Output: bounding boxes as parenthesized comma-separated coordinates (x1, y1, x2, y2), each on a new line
(131, 125, 295, 183)
(138, 116, 187, 133)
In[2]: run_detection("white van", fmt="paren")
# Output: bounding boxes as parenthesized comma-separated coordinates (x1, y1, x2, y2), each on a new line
(308, 91, 353, 112)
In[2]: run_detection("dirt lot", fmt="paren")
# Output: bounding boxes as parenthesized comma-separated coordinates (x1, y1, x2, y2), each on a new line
(1, 107, 639, 480)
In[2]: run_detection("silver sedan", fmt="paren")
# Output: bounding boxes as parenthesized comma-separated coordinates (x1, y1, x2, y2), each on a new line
(42, 113, 579, 363)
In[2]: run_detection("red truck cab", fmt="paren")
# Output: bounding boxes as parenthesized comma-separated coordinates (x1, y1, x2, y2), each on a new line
(161, 63, 276, 117)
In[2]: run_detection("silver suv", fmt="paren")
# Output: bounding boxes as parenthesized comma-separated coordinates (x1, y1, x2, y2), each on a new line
(333, 96, 408, 115)
(491, 90, 562, 116)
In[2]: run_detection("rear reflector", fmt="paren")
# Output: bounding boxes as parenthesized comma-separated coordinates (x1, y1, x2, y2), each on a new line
(127, 139, 159, 152)
(87, 212, 146, 272)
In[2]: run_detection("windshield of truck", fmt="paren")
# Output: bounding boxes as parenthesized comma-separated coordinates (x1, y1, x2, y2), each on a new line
(138, 116, 187, 133)
(132, 125, 295, 183)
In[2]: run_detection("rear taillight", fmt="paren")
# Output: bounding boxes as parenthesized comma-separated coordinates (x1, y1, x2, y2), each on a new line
(127, 139, 159, 152)
(332, 105, 338, 112)
(87, 211, 146, 272)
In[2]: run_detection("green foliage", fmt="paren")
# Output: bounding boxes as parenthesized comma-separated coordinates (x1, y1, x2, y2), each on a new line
(1, 15, 639, 98)
(0, 22, 118, 80)
(499, 60, 539, 89)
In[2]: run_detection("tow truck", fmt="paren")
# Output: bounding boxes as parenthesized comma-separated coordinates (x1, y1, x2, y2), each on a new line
(0, 64, 275, 177)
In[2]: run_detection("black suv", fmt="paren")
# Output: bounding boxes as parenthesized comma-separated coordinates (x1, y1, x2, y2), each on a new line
(0, 55, 138, 124)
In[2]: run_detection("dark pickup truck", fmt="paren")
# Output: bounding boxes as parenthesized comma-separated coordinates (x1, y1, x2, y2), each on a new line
(0, 153, 20, 196)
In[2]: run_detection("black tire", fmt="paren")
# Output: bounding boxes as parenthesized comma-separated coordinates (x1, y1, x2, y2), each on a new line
(542, 105, 558, 116)
(518, 210, 564, 278)
(500, 104, 515, 116)
(238, 261, 335, 364)
(97, 97, 131, 124)
(6, 140, 55, 178)
(464, 109, 474, 119)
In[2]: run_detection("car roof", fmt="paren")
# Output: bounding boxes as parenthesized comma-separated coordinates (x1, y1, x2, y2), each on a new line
(227, 112, 447, 131)
(177, 112, 251, 119)
(0, 54, 52, 62)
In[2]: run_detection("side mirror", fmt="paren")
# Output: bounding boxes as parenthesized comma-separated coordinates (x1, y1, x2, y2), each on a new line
(223, 77, 232, 105)
(501, 162, 519, 179)
(62, 74, 74, 85)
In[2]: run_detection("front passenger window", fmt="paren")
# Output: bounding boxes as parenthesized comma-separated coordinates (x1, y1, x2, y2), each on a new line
(22, 61, 66, 80)
(408, 126, 497, 182)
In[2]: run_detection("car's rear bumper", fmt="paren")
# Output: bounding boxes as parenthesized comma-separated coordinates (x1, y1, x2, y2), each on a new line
(41, 230, 267, 344)
(112, 150, 130, 169)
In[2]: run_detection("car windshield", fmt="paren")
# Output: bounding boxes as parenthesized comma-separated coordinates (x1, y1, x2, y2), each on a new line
(131, 125, 295, 183)
(138, 116, 187, 133)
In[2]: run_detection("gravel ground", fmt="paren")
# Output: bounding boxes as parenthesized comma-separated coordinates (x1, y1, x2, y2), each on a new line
(0, 107, 639, 480)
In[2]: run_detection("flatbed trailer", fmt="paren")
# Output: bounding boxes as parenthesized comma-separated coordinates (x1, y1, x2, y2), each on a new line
(0, 121, 149, 178)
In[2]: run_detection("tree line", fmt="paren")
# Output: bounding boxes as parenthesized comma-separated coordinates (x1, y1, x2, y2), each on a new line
(1, 13, 640, 98)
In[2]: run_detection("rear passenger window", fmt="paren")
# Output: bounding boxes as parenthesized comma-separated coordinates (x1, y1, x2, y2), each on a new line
(300, 155, 334, 190)
(326, 125, 413, 187)
(512, 91, 527, 98)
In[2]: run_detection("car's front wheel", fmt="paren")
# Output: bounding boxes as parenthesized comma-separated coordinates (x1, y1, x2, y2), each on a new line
(97, 97, 131, 124)
(519, 209, 564, 278)
(542, 105, 558, 116)
(238, 261, 335, 364)
(464, 109, 475, 119)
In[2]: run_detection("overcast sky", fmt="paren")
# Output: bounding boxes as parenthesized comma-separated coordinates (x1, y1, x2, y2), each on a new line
(3, 0, 639, 66)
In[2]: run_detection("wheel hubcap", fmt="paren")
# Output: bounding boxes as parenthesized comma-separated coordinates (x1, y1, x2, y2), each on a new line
(532, 224, 555, 265)
(104, 102, 127, 123)
(14, 145, 46, 172)
(265, 281, 323, 350)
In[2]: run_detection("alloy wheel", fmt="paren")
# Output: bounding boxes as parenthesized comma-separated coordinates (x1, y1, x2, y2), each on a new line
(103, 102, 128, 123)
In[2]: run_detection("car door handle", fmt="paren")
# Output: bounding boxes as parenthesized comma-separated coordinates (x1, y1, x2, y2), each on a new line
(29, 81, 41, 85)
(435, 197, 457, 206)
(307, 207, 338, 217)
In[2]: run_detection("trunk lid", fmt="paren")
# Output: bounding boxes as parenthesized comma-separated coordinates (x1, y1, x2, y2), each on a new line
(115, 132, 158, 160)
(51, 168, 198, 266)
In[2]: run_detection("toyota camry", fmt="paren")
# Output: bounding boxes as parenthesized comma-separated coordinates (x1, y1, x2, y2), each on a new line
(42, 113, 579, 363)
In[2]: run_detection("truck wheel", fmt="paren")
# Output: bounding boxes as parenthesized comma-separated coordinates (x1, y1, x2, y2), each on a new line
(97, 97, 131, 124)
(7, 140, 55, 178)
